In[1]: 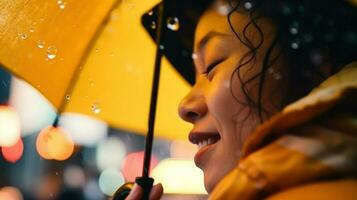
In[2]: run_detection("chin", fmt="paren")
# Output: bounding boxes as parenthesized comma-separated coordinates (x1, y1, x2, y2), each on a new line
(203, 172, 219, 193)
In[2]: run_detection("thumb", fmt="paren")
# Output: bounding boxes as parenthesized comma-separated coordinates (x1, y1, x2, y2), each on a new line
(149, 183, 164, 200)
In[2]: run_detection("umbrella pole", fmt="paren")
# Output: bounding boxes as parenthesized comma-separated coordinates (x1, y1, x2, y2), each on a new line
(137, 1, 166, 199)
(113, 1, 166, 200)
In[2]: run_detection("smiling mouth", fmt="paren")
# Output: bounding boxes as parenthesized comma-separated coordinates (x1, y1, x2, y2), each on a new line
(189, 132, 221, 149)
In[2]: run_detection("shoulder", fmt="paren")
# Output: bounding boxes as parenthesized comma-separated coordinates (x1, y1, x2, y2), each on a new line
(267, 179, 357, 200)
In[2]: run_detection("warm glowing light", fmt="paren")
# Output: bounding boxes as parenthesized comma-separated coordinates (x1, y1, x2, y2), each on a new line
(1, 138, 24, 163)
(36, 126, 74, 161)
(121, 151, 159, 182)
(98, 168, 125, 196)
(0, 187, 23, 200)
(9, 78, 56, 136)
(151, 159, 206, 194)
(170, 140, 197, 159)
(0, 106, 21, 147)
(58, 113, 107, 146)
(0, 191, 13, 200)
(96, 137, 126, 171)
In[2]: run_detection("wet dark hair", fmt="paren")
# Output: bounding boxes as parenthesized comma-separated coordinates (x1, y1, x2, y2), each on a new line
(225, 0, 357, 121)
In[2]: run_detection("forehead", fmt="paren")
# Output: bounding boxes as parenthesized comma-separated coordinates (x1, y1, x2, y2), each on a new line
(194, 3, 249, 51)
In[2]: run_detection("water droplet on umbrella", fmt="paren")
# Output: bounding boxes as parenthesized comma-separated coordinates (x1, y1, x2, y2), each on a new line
(192, 53, 198, 60)
(47, 45, 58, 60)
(244, 2, 253, 10)
(151, 21, 156, 29)
(166, 17, 179, 31)
(89, 80, 95, 86)
(65, 94, 71, 101)
(148, 10, 153, 16)
(57, 0, 66, 9)
(95, 48, 99, 53)
(37, 40, 45, 49)
(159, 45, 164, 50)
(29, 28, 35, 33)
(91, 103, 101, 114)
(19, 33, 28, 40)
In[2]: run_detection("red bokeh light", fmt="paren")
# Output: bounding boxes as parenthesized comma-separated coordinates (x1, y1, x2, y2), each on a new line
(121, 151, 159, 182)
(1, 138, 24, 163)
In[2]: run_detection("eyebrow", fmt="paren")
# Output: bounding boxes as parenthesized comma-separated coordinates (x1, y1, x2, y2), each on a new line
(196, 31, 230, 53)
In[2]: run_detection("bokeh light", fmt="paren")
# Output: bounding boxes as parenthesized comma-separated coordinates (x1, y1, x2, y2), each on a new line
(151, 159, 206, 194)
(0, 106, 20, 147)
(84, 179, 104, 200)
(98, 168, 125, 196)
(64, 165, 86, 188)
(58, 113, 108, 146)
(1, 138, 24, 163)
(96, 136, 126, 171)
(0, 187, 23, 200)
(121, 151, 159, 182)
(36, 126, 74, 161)
(9, 77, 56, 136)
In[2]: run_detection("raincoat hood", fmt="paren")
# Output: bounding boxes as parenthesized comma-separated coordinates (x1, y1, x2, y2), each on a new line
(210, 62, 357, 199)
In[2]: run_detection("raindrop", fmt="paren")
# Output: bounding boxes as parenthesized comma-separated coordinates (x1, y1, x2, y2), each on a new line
(89, 80, 95, 87)
(109, 52, 115, 57)
(166, 17, 179, 31)
(289, 27, 298, 35)
(19, 33, 28, 40)
(148, 10, 154, 16)
(216, 2, 230, 15)
(273, 73, 281, 80)
(282, 6, 292, 15)
(57, 0, 63, 4)
(192, 53, 198, 60)
(29, 28, 35, 33)
(37, 40, 45, 49)
(65, 94, 71, 101)
(290, 42, 299, 50)
(55, 172, 59, 176)
(91, 103, 101, 114)
(59, 3, 66, 9)
(95, 48, 99, 53)
(244, 2, 253, 10)
(47, 45, 58, 60)
(151, 21, 156, 29)
(268, 68, 274, 74)
(159, 45, 164, 50)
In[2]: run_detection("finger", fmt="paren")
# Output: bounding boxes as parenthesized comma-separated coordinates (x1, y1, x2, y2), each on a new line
(149, 183, 164, 200)
(125, 184, 143, 200)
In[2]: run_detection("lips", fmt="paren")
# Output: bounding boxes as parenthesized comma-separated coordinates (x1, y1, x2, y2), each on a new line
(189, 131, 221, 168)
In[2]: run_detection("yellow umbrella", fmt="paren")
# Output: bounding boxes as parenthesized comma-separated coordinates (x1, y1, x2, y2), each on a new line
(0, 0, 192, 140)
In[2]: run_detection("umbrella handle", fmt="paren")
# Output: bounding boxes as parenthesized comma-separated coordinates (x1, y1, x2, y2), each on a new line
(113, 177, 154, 200)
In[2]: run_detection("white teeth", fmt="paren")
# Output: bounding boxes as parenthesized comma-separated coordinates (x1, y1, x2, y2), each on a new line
(197, 138, 217, 149)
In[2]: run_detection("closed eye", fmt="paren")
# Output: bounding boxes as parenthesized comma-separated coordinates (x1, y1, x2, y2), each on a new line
(202, 57, 226, 77)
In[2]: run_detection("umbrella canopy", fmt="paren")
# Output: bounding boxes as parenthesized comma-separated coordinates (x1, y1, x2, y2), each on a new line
(0, 0, 192, 140)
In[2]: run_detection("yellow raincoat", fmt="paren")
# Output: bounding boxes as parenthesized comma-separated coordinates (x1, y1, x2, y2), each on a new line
(210, 62, 357, 200)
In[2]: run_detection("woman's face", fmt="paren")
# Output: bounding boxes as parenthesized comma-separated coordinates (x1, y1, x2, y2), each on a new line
(178, 3, 284, 192)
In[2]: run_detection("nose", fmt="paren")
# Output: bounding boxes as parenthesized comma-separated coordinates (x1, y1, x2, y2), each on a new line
(178, 90, 208, 123)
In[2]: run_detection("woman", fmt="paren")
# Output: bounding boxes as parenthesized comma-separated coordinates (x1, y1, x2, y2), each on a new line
(127, 0, 357, 199)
